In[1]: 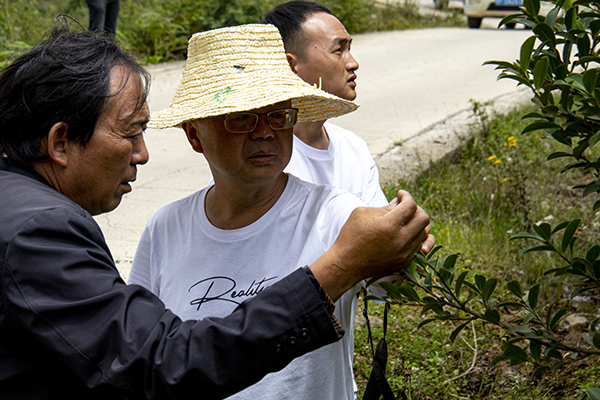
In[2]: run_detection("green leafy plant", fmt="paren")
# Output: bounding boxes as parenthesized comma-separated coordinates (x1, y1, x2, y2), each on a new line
(372, 0, 600, 396)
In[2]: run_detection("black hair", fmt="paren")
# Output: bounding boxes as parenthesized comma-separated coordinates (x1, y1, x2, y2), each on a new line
(0, 21, 150, 166)
(261, 1, 332, 56)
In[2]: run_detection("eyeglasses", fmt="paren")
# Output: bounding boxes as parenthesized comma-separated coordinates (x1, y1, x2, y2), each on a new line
(223, 108, 299, 133)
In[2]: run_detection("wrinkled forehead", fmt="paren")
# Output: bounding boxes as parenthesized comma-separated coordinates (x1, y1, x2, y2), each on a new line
(106, 66, 148, 121)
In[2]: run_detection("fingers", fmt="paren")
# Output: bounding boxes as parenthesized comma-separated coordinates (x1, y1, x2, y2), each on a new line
(421, 234, 435, 254)
(385, 190, 419, 224)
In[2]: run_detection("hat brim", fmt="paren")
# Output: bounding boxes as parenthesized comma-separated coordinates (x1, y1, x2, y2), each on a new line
(148, 24, 358, 129)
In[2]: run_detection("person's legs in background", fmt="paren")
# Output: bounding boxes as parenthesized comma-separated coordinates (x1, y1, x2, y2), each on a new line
(103, 0, 121, 36)
(86, 0, 107, 32)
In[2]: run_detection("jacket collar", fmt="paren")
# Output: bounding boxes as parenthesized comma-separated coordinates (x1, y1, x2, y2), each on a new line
(0, 158, 52, 188)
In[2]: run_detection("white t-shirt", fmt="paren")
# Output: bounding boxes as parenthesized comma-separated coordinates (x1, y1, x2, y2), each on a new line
(285, 121, 388, 207)
(129, 174, 364, 400)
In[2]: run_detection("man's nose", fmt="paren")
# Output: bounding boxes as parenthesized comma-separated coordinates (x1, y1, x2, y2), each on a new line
(132, 133, 150, 165)
(347, 53, 359, 71)
(249, 115, 275, 140)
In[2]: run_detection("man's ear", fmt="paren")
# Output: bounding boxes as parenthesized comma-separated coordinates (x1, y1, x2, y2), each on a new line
(47, 122, 70, 167)
(182, 121, 204, 154)
(286, 53, 299, 74)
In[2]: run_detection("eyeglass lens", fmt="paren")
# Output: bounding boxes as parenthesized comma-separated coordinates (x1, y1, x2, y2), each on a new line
(224, 108, 298, 133)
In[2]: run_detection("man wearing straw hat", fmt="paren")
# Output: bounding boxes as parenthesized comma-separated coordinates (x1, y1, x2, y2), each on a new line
(262, 1, 388, 208)
(0, 26, 431, 399)
(128, 24, 433, 399)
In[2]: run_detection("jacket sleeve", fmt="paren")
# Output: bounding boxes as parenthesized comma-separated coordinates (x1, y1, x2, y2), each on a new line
(1, 206, 340, 399)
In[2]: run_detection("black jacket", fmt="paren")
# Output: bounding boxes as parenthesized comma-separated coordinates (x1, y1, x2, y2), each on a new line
(0, 161, 339, 399)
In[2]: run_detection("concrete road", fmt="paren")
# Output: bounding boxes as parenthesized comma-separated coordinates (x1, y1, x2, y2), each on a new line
(95, 26, 533, 278)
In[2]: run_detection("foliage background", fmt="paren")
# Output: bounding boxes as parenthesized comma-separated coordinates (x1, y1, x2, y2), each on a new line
(0, 0, 463, 65)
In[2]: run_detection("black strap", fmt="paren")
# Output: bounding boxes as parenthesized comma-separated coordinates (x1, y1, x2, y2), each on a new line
(361, 290, 396, 400)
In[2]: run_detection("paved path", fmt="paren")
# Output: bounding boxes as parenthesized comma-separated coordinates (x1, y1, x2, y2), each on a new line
(95, 27, 534, 278)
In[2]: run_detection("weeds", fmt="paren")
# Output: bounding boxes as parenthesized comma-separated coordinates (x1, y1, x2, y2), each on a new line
(357, 104, 600, 399)
(0, 0, 465, 65)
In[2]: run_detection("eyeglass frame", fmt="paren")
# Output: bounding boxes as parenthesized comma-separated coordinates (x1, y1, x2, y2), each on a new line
(219, 108, 299, 134)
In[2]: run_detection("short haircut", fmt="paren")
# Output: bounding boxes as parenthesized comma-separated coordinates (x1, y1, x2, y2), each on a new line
(261, 1, 332, 57)
(0, 24, 150, 166)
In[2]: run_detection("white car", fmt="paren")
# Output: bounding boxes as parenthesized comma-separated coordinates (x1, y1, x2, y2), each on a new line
(463, 0, 554, 28)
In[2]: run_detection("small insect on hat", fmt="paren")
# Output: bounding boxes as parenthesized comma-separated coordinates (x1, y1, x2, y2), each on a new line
(148, 23, 358, 129)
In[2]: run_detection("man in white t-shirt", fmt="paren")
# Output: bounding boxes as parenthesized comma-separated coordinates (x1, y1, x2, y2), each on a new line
(262, 1, 388, 207)
(128, 24, 433, 400)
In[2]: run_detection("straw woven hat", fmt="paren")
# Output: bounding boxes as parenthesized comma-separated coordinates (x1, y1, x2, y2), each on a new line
(149, 24, 358, 129)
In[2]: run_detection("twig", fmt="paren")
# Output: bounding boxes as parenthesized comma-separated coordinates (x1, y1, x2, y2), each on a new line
(448, 393, 470, 399)
(443, 321, 480, 385)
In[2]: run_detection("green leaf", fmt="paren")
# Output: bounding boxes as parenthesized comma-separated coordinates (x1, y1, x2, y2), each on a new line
(533, 22, 556, 48)
(594, 200, 600, 212)
(462, 281, 479, 294)
(533, 223, 552, 240)
(507, 280, 523, 298)
(497, 72, 534, 87)
(522, 120, 558, 134)
(545, 5, 560, 27)
(421, 302, 444, 316)
(497, 301, 525, 309)
(503, 344, 530, 361)
(546, 347, 563, 360)
(377, 281, 403, 302)
(425, 245, 443, 260)
(509, 231, 544, 242)
(583, 331, 600, 349)
(589, 132, 600, 149)
(576, 56, 600, 65)
(583, 388, 600, 400)
(562, 161, 588, 172)
(483, 60, 519, 69)
(583, 183, 600, 197)
(507, 325, 533, 334)
(583, 69, 598, 93)
(475, 275, 486, 293)
(578, 34, 592, 58)
(403, 263, 420, 284)
(490, 355, 509, 366)
(520, 245, 556, 257)
(552, 221, 570, 234)
(397, 281, 421, 303)
(533, 56, 550, 90)
(561, 219, 581, 252)
(455, 270, 469, 296)
(450, 320, 471, 342)
(520, 36, 537, 72)
(550, 308, 569, 329)
(524, 0, 541, 16)
(528, 284, 540, 309)
(532, 366, 549, 381)
(586, 245, 600, 261)
(547, 151, 573, 160)
(530, 341, 542, 363)
(498, 13, 526, 27)
(482, 278, 498, 304)
(524, 311, 535, 325)
(417, 318, 438, 329)
(551, 360, 566, 373)
(483, 309, 501, 325)
(441, 253, 459, 271)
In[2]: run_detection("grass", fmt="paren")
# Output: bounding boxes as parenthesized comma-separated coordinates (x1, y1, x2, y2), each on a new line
(353, 103, 600, 399)
(0, 0, 465, 65)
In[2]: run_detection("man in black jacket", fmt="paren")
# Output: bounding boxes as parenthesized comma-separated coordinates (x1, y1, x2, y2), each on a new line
(0, 27, 432, 399)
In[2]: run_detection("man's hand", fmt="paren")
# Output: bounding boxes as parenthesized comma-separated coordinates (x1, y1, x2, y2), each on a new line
(310, 190, 432, 302)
